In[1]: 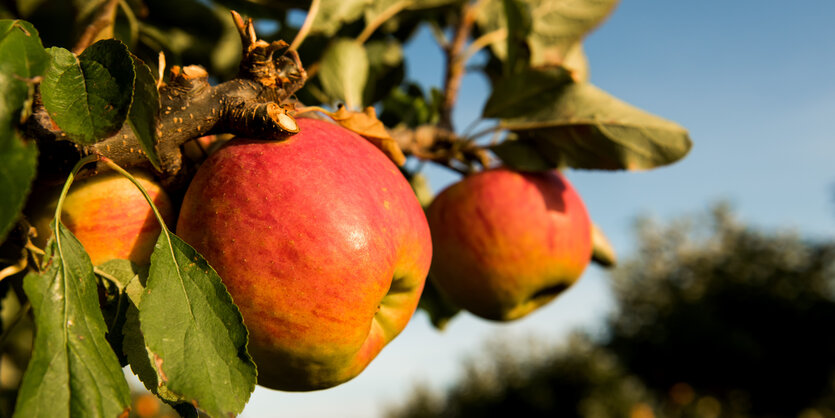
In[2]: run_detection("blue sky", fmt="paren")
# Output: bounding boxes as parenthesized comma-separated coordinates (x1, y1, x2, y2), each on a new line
(239, 1, 835, 416)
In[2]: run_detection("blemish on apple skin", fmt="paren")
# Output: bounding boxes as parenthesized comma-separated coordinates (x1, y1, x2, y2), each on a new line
(347, 229, 368, 251)
(383, 200, 391, 210)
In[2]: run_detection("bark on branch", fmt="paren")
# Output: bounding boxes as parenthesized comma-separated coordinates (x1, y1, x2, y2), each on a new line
(27, 11, 307, 189)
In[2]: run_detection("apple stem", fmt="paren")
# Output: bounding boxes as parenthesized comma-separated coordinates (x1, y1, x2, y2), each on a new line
(289, 0, 320, 52)
(100, 158, 170, 233)
(439, 0, 484, 132)
(52, 154, 102, 227)
(356, 0, 412, 45)
(71, 0, 118, 54)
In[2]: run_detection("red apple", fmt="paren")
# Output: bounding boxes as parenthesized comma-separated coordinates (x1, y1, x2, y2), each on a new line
(175, 118, 432, 391)
(426, 168, 592, 321)
(31, 171, 174, 266)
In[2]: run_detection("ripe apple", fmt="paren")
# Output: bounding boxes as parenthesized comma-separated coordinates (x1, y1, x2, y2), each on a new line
(426, 168, 592, 321)
(31, 170, 174, 266)
(175, 117, 432, 391)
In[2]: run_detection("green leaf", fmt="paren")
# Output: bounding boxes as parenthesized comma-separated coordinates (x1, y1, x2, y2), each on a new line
(0, 20, 49, 132)
(366, 39, 403, 74)
(364, 38, 404, 105)
(482, 67, 572, 119)
(14, 221, 131, 418)
(310, 0, 369, 37)
(0, 22, 46, 239)
(118, 264, 178, 402)
(363, 0, 411, 31)
(476, 0, 618, 67)
(502, 0, 531, 74)
(380, 83, 442, 128)
(476, 0, 508, 58)
(476, 0, 530, 63)
(127, 55, 162, 170)
(136, 0, 235, 78)
(0, 131, 37, 243)
(40, 39, 135, 145)
(419, 279, 460, 331)
(74, 0, 113, 24)
(96, 259, 147, 366)
(488, 133, 553, 172)
(563, 42, 589, 82)
(97, 258, 145, 291)
(525, 0, 619, 67)
(319, 38, 369, 109)
(493, 82, 692, 171)
(409, 172, 434, 208)
(106, 258, 199, 415)
(135, 231, 256, 417)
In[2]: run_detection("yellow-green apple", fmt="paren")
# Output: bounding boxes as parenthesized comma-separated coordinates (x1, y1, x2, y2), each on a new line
(426, 168, 591, 321)
(31, 171, 174, 266)
(175, 117, 432, 391)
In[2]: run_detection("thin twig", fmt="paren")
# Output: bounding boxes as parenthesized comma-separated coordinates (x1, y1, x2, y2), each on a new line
(462, 28, 507, 64)
(72, 0, 119, 54)
(465, 123, 502, 142)
(117, 0, 139, 47)
(0, 255, 27, 283)
(289, 0, 321, 51)
(439, 0, 483, 131)
(356, 0, 412, 44)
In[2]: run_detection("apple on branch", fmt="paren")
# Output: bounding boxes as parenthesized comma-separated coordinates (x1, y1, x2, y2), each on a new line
(176, 117, 432, 391)
(426, 168, 592, 321)
(30, 171, 174, 266)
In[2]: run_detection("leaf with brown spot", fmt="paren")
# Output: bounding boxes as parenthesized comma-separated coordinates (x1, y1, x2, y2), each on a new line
(137, 231, 256, 417)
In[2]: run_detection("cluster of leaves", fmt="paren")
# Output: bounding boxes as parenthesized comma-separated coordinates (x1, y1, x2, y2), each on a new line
(5, 159, 257, 417)
(0, 19, 161, 243)
(0, 0, 695, 417)
(0, 16, 257, 415)
(388, 206, 835, 417)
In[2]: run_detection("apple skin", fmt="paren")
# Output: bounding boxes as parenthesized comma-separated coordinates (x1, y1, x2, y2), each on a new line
(32, 171, 174, 266)
(426, 168, 591, 321)
(175, 118, 432, 391)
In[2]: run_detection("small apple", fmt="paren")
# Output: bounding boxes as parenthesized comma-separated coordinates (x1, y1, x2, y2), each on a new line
(176, 117, 432, 391)
(426, 168, 592, 321)
(31, 170, 174, 266)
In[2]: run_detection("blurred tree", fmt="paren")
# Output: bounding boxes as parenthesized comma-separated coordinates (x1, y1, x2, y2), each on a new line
(388, 205, 835, 418)
(610, 205, 835, 417)
(386, 334, 654, 418)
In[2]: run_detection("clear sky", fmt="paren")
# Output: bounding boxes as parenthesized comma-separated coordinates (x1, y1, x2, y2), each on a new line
(239, 1, 835, 416)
